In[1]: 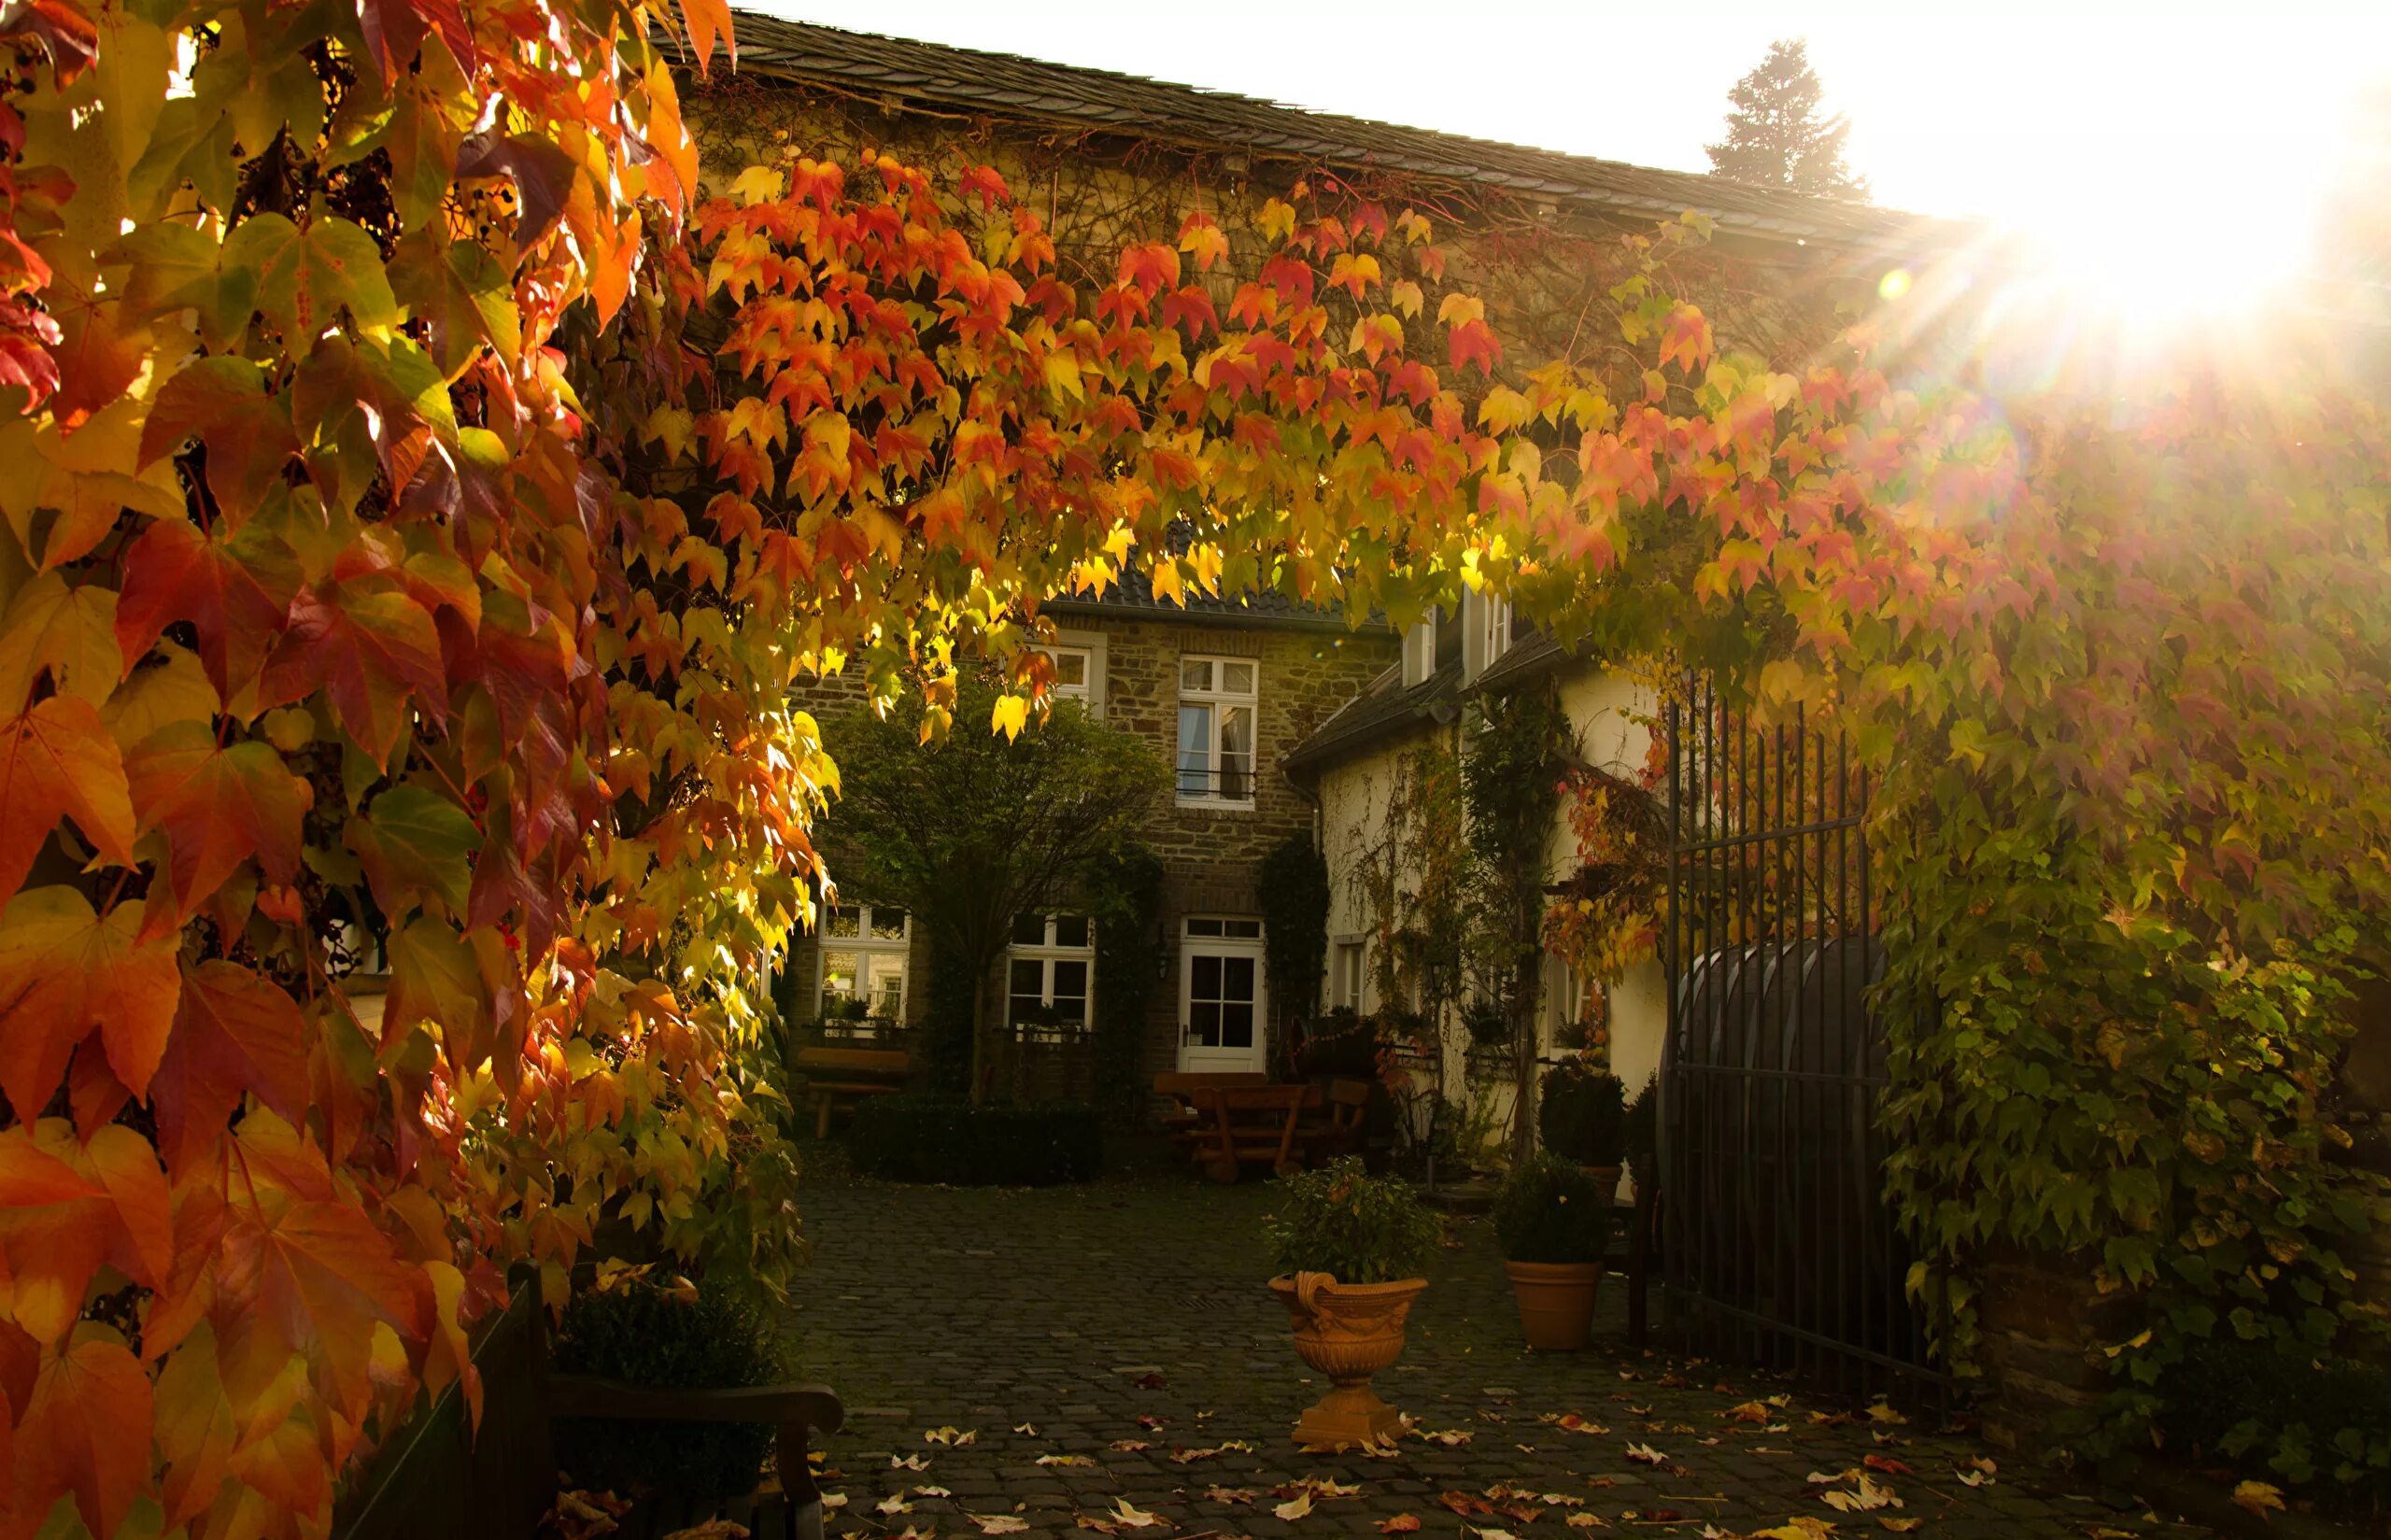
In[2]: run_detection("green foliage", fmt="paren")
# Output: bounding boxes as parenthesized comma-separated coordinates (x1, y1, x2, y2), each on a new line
(1538, 1060, 1627, 1166)
(922, 940, 979, 1095)
(847, 1095, 1104, 1186)
(1493, 1151, 1613, 1264)
(1621, 1074, 1659, 1177)
(1704, 37, 1867, 198)
(2157, 1337, 2391, 1511)
(823, 679, 1167, 1101)
(1265, 1155, 1443, 1283)
(1261, 833, 1332, 1036)
(1087, 844, 1166, 1115)
(552, 1280, 785, 1497)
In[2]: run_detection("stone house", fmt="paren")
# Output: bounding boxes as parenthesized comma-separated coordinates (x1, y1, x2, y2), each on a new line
(711, 14, 1947, 1091)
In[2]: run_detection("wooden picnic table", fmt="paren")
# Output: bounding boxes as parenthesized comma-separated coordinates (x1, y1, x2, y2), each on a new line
(1189, 1081, 1318, 1183)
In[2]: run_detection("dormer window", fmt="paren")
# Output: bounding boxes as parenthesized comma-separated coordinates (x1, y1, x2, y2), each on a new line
(1400, 610, 1436, 688)
(1461, 587, 1512, 684)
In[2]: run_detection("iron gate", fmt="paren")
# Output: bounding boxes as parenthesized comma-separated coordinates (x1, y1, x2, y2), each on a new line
(1658, 678, 1943, 1400)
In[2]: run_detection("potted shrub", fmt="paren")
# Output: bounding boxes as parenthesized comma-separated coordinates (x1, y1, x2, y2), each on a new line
(1538, 1058, 1627, 1194)
(551, 1277, 786, 1498)
(1621, 1074, 1658, 1192)
(1263, 1155, 1443, 1446)
(1493, 1151, 1612, 1349)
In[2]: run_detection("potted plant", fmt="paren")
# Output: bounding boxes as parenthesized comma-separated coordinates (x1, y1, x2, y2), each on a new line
(1263, 1155, 1443, 1446)
(1621, 1074, 1658, 1193)
(1538, 1058, 1626, 1194)
(1493, 1151, 1612, 1349)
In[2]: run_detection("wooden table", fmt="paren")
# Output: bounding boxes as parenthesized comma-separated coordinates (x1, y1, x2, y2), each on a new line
(1189, 1082, 1320, 1184)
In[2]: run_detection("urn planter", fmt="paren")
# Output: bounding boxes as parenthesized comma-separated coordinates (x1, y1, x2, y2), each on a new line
(1504, 1259, 1605, 1350)
(1267, 1271, 1428, 1446)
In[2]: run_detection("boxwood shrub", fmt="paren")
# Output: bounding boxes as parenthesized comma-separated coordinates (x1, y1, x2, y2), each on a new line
(847, 1095, 1103, 1185)
(551, 1279, 784, 1497)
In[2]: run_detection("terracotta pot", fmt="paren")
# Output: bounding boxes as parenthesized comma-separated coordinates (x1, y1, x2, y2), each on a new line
(1267, 1271, 1428, 1446)
(1579, 1163, 1622, 1198)
(1504, 1259, 1605, 1350)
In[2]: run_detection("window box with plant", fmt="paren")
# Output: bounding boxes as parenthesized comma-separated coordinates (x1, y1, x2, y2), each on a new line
(1262, 1156, 1443, 1446)
(1493, 1151, 1612, 1349)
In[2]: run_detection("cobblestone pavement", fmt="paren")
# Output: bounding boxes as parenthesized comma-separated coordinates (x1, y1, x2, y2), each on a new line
(782, 1149, 2213, 1540)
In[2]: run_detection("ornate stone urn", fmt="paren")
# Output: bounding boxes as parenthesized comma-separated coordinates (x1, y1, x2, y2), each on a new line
(1266, 1270, 1428, 1446)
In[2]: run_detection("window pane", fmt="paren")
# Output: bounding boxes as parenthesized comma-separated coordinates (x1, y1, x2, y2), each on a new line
(1177, 704, 1212, 797)
(1052, 959, 1087, 997)
(1052, 914, 1089, 949)
(1218, 704, 1252, 800)
(820, 949, 860, 1000)
(1054, 650, 1088, 686)
(1192, 954, 1222, 997)
(869, 907, 907, 940)
(1010, 957, 1044, 995)
(1190, 1002, 1222, 1046)
(1186, 918, 1223, 937)
(1221, 1000, 1253, 1047)
(1223, 919, 1262, 939)
(1223, 954, 1255, 998)
(1012, 912, 1047, 947)
(1221, 660, 1255, 695)
(866, 956, 906, 1019)
(825, 908, 860, 939)
(1180, 658, 1210, 691)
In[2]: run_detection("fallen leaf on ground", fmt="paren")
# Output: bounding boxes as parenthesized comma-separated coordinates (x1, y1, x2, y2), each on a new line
(1378, 1518, 1422, 1533)
(1624, 1442, 1668, 1465)
(2232, 1480, 2285, 1518)
(1865, 1402, 1906, 1425)
(875, 1496, 914, 1516)
(548, 1490, 630, 1540)
(1753, 1519, 1836, 1540)
(1036, 1454, 1096, 1468)
(1111, 1440, 1151, 1451)
(1725, 1402, 1772, 1423)
(1135, 1372, 1167, 1389)
(1013, 1423, 1039, 1435)
(1549, 1414, 1610, 1435)
(914, 1486, 952, 1498)
(1138, 1415, 1165, 1431)
(1861, 1456, 1912, 1476)
(1818, 1475, 1901, 1514)
(1202, 1486, 1255, 1505)
(1416, 1426, 1476, 1447)
(1876, 1519, 1923, 1533)
(970, 1518, 1030, 1535)
(892, 1454, 930, 1471)
(1275, 1491, 1313, 1520)
(925, 1426, 978, 1446)
(1564, 1517, 1606, 1530)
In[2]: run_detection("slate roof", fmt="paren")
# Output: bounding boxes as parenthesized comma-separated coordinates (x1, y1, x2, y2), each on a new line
(1043, 565, 1384, 634)
(1281, 654, 1463, 781)
(712, 13, 1954, 254)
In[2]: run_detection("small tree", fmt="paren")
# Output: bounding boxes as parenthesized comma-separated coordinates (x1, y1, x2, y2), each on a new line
(822, 677, 1166, 1102)
(1705, 38, 1869, 200)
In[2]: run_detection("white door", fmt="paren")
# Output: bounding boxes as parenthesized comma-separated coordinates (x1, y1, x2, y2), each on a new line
(1178, 917, 1268, 1073)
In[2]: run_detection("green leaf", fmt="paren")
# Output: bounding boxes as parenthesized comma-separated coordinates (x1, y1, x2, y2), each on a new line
(345, 784, 480, 921)
(383, 915, 488, 1066)
(220, 213, 399, 342)
(389, 227, 518, 376)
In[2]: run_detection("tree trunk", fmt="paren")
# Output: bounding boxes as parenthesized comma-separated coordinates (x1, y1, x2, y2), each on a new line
(969, 959, 989, 1107)
(1509, 897, 1543, 1164)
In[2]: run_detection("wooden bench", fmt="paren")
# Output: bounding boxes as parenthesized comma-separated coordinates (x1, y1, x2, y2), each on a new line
(1154, 1071, 1270, 1152)
(794, 1045, 913, 1137)
(1295, 1078, 1371, 1159)
(334, 1280, 844, 1540)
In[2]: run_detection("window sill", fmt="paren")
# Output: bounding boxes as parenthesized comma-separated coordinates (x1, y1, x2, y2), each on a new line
(1175, 796, 1257, 812)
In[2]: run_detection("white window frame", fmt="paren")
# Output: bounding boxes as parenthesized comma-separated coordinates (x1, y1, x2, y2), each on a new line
(1006, 912, 1095, 1038)
(1035, 629, 1108, 716)
(816, 904, 911, 1022)
(1176, 654, 1260, 808)
(1400, 612, 1436, 688)
(1462, 587, 1512, 683)
(1331, 936, 1366, 1011)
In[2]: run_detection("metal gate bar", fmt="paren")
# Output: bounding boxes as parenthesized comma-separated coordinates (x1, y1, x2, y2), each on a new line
(1659, 677, 1943, 1401)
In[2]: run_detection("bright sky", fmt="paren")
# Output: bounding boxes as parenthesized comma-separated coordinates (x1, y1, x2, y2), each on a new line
(746, 0, 2390, 299)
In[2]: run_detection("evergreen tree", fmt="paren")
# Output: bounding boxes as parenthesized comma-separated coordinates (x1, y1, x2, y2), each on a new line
(1705, 38, 1869, 200)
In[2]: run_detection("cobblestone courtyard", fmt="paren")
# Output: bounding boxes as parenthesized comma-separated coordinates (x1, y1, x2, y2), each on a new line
(782, 1150, 2218, 1540)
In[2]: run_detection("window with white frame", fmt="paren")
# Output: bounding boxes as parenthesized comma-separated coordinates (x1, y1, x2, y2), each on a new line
(818, 905, 910, 1022)
(1176, 656, 1258, 804)
(1547, 954, 1602, 1051)
(1040, 644, 1095, 703)
(1331, 939, 1365, 1010)
(1008, 912, 1094, 1038)
(1462, 587, 1513, 682)
(1400, 612, 1436, 688)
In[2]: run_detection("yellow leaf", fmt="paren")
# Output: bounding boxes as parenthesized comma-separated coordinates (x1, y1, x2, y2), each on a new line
(989, 694, 1027, 742)
(1389, 279, 1423, 319)
(729, 164, 785, 205)
(1043, 350, 1084, 402)
(2231, 1480, 2285, 1518)
(0, 573, 120, 713)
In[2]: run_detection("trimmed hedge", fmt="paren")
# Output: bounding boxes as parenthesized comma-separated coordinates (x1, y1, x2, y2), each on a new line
(551, 1279, 783, 1497)
(847, 1095, 1103, 1185)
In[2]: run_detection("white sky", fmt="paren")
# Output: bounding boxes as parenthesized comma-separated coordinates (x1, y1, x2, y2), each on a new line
(742, 0, 2390, 277)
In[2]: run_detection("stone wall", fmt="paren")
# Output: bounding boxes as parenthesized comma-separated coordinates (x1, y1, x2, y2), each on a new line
(782, 612, 1398, 1083)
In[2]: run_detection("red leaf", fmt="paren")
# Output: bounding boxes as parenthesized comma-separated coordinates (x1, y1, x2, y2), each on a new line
(149, 960, 309, 1177)
(355, 0, 475, 81)
(138, 356, 299, 519)
(14, 1329, 151, 1540)
(0, 696, 136, 910)
(126, 723, 309, 923)
(262, 579, 446, 763)
(455, 130, 579, 251)
(674, 0, 734, 74)
(115, 517, 301, 699)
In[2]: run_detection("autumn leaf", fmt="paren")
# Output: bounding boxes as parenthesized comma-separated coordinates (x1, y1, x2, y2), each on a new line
(2231, 1480, 2285, 1519)
(126, 723, 309, 922)
(114, 516, 302, 699)
(390, 226, 521, 376)
(0, 695, 138, 908)
(220, 213, 401, 342)
(262, 579, 446, 763)
(0, 572, 120, 713)
(1378, 1519, 1422, 1534)
(14, 1325, 154, 1540)
(1274, 1490, 1313, 1520)
(347, 784, 483, 921)
(0, 886, 178, 1120)
(970, 1518, 1030, 1535)
(149, 959, 310, 1175)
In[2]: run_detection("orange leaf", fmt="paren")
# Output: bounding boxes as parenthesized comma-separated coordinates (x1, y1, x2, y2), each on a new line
(126, 723, 310, 925)
(676, 0, 734, 73)
(15, 1326, 152, 1540)
(0, 886, 178, 1120)
(0, 696, 137, 909)
(150, 961, 310, 1177)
